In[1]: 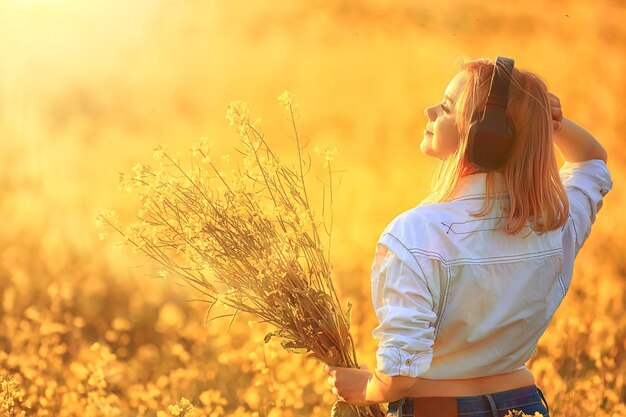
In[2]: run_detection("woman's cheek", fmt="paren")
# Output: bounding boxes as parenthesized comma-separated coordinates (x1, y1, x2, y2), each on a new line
(435, 123, 459, 154)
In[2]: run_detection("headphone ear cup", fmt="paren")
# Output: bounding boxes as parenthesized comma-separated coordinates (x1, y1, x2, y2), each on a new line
(465, 119, 481, 165)
(504, 116, 516, 142)
(466, 109, 485, 151)
(466, 111, 516, 169)
(466, 111, 481, 153)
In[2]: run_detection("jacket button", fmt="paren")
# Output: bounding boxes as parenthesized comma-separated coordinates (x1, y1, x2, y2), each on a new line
(405, 359, 411, 365)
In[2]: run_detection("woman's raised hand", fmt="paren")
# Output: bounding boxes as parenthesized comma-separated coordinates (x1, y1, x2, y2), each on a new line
(548, 91, 563, 132)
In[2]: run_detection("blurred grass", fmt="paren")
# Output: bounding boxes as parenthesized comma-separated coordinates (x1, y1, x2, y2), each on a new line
(0, 1, 625, 416)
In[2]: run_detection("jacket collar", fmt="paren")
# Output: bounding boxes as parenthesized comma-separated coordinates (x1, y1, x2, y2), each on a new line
(448, 172, 509, 202)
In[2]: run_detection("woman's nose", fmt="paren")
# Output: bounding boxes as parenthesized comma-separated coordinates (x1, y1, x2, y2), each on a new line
(424, 107, 435, 121)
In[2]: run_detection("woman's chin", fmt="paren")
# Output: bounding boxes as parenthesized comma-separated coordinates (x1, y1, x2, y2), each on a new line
(420, 141, 455, 160)
(420, 143, 438, 158)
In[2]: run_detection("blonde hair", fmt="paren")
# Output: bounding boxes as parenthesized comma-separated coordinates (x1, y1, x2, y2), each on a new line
(420, 57, 568, 236)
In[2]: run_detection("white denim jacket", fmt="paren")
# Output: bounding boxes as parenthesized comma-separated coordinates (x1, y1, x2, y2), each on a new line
(371, 159, 613, 379)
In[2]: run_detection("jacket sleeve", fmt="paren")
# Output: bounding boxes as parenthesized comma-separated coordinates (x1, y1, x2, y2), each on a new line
(370, 240, 437, 378)
(559, 158, 613, 256)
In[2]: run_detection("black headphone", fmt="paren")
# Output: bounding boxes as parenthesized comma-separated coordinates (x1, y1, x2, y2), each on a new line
(466, 56, 516, 170)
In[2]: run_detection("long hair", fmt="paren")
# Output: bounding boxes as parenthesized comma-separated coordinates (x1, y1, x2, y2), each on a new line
(420, 57, 568, 236)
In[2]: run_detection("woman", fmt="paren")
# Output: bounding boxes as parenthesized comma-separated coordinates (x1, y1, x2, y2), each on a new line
(324, 57, 613, 417)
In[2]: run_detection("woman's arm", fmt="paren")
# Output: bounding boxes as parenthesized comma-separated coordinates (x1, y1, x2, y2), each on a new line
(365, 370, 418, 403)
(554, 117, 608, 163)
(549, 93, 608, 163)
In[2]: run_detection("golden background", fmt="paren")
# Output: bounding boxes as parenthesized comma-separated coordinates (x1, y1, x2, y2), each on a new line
(1, 1, 624, 416)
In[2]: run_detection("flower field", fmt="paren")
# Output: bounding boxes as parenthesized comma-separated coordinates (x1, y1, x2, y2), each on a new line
(1, 1, 625, 416)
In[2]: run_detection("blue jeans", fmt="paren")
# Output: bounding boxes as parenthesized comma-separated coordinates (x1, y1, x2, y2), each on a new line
(387, 384, 550, 417)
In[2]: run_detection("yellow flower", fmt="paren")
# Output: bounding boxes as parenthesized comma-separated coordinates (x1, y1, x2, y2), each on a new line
(168, 404, 182, 416)
(132, 163, 147, 180)
(153, 144, 167, 161)
(277, 90, 298, 112)
(225, 100, 250, 126)
(191, 136, 214, 156)
(95, 209, 120, 229)
(314, 145, 338, 168)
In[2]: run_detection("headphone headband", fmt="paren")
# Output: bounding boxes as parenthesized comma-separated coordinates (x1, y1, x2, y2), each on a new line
(486, 57, 514, 108)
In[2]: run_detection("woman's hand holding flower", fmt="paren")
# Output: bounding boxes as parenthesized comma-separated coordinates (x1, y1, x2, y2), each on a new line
(323, 363, 377, 406)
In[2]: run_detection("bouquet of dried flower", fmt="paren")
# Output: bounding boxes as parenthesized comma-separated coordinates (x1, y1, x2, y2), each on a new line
(96, 92, 385, 417)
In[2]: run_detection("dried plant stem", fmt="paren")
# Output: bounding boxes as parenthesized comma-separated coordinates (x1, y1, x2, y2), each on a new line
(97, 94, 385, 417)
